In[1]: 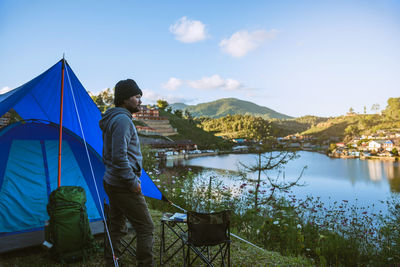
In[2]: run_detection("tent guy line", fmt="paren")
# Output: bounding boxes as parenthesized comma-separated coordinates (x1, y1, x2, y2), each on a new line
(64, 63, 119, 267)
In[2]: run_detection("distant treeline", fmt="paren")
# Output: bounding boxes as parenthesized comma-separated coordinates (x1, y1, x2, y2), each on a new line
(196, 114, 328, 140)
(198, 114, 271, 140)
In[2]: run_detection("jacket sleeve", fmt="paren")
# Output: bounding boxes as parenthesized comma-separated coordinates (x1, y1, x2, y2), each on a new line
(110, 115, 140, 190)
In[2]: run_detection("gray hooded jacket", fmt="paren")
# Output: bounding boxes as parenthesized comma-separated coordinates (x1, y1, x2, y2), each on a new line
(99, 107, 142, 191)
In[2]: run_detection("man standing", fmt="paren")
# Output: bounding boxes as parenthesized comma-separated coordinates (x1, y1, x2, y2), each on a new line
(99, 79, 154, 266)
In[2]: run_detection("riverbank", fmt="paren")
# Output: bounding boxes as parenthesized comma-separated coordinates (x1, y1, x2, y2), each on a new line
(164, 151, 218, 160)
(165, 148, 327, 160)
(165, 148, 400, 162)
(360, 155, 398, 161)
(329, 153, 399, 161)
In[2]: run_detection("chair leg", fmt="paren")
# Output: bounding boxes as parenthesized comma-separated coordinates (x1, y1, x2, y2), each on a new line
(182, 239, 186, 267)
(200, 243, 230, 267)
(160, 225, 164, 266)
(222, 243, 231, 267)
(220, 244, 226, 267)
(227, 242, 230, 267)
(186, 244, 190, 267)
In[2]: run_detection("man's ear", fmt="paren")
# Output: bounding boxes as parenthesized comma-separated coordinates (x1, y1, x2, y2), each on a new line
(121, 98, 127, 108)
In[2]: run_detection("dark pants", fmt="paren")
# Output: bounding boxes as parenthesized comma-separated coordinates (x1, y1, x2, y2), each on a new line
(104, 181, 154, 267)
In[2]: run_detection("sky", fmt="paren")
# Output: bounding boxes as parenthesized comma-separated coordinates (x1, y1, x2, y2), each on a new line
(0, 0, 399, 117)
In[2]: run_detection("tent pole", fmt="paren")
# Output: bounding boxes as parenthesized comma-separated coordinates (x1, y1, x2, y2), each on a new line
(58, 58, 66, 188)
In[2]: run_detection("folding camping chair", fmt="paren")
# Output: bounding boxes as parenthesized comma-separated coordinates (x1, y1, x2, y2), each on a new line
(182, 210, 231, 267)
(103, 200, 137, 260)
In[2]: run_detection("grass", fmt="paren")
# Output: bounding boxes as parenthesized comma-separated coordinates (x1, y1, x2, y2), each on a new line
(0, 209, 313, 267)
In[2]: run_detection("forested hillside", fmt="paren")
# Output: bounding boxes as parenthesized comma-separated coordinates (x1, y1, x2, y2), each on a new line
(270, 116, 329, 137)
(199, 114, 272, 140)
(172, 98, 292, 119)
(301, 97, 400, 140)
(198, 114, 328, 139)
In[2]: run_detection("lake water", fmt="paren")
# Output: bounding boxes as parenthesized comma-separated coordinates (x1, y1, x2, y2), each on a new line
(165, 151, 400, 215)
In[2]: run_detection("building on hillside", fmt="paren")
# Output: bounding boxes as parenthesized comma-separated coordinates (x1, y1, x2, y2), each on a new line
(288, 142, 301, 148)
(349, 143, 358, 148)
(383, 140, 394, 151)
(135, 125, 158, 135)
(132, 106, 166, 120)
(302, 143, 314, 150)
(232, 138, 247, 143)
(232, 145, 249, 152)
(358, 141, 369, 151)
(297, 135, 311, 140)
(351, 139, 360, 144)
(283, 134, 299, 141)
(0, 112, 11, 128)
(368, 140, 386, 151)
(336, 143, 346, 148)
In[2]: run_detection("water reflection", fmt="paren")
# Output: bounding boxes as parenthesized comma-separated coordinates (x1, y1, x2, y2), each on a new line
(365, 160, 400, 192)
(367, 160, 385, 182)
(162, 152, 400, 215)
(386, 161, 400, 192)
(177, 152, 400, 192)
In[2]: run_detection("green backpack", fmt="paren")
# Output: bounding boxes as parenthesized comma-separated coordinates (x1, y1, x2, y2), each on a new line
(46, 186, 95, 263)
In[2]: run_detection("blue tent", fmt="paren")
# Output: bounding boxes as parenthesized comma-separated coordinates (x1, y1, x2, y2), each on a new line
(0, 60, 165, 252)
(0, 121, 106, 252)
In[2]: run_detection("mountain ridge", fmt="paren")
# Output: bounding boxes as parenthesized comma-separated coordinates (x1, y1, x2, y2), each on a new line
(171, 98, 292, 119)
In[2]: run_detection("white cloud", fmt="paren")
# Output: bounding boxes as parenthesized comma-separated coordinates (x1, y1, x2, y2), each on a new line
(162, 77, 183, 91)
(219, 29, 278, 58)
(187, 75, 224, 90)
(142, 89, 189, 104)
(169, 16, 208, 43)
(187, 75, 243, 91)
(0, 86, 12, 94)
(224, 79, 242, 90)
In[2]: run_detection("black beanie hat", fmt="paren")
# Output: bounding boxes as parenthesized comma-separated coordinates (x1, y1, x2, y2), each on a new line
(114, 79, 143, 106)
